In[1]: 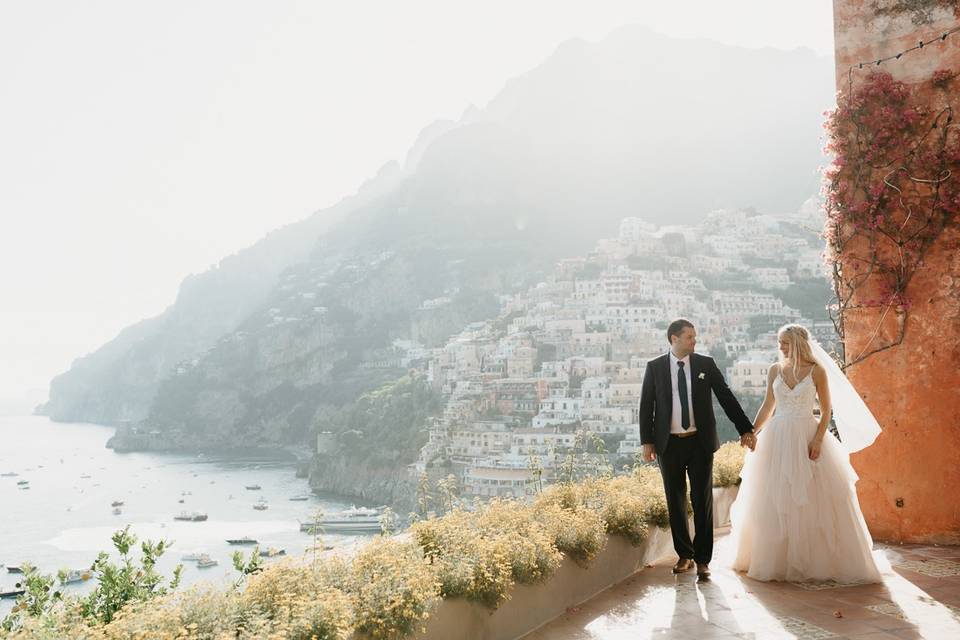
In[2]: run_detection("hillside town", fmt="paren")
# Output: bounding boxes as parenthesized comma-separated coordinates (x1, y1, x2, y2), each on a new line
(354, 206, 836, 500)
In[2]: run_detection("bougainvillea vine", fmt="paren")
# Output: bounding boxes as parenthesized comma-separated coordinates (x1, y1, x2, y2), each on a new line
(823, 70, 960, 367)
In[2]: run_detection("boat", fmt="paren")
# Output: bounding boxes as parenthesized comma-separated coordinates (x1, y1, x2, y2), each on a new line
(288, 495, 311, 501)
(59, 569, 91, 584)
(244, 484, 261, 490)
(79, 474, 91, 479)
(226, 537, 258, 545)
(0, 588, 25, 599)
(18, 485, 29, 490)
(6, 566, 23, 574)
(16, 480, 28, 486)
(0, 472, 18, 477)
(342, 505, 382, 517)
(304, 517, 382, 534)
(112, 507, 121, 515)
(111, 500, 124, 507)
(196, 554, 218, 568)
(259, 547, 286, 558)
(181, 552, 205, 561)
(252, 498, 268, 511)
(299, 506, 384, 535)
(173, 511, 208, 522)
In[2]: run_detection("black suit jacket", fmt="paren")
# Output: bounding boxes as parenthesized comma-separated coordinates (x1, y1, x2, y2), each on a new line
(638, 352, 753, 454)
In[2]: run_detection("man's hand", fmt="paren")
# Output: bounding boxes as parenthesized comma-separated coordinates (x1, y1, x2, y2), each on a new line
(641, 443, 657, 462)
(740, 431, 757, 452)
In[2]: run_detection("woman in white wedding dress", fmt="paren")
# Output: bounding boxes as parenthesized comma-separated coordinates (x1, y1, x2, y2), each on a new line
(730, 324, 883, 583)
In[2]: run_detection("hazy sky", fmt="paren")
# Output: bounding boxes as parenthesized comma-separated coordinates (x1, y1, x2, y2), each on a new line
(0, 0, 835, 408)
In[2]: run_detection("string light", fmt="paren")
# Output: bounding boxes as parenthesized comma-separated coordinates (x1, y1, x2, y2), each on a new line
(847, 25, 959, 75)
(845, 24, 960, 93)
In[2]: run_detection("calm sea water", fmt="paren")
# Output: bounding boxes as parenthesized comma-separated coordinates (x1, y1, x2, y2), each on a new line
(0, 416, 366, 615)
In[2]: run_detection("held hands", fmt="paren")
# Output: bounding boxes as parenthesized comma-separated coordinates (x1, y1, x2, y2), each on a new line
(808, 436, 823, 461)
(740, 431, 757, 452)
(641, 443, 657, 462)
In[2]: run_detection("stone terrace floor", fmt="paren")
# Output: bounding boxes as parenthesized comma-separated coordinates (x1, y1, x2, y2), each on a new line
(523, 528, 960, 639)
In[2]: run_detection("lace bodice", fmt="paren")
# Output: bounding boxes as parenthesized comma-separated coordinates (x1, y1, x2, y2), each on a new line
(772, 371, 818, 417)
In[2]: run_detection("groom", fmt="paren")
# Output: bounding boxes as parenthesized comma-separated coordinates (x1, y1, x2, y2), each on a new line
(638, 319, 755, 579)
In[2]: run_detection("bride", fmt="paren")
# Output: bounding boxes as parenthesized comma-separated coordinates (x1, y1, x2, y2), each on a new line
(730, 324, 883, 583)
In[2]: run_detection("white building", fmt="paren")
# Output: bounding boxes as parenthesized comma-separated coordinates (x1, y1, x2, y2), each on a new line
(510, 430, 577, 456)
(580, 377, 610, 406)
(601, 267, 633, 304)
(608, 382, 642, 407)
(446, 424, 512, 461)
(507, 346, 537, 379)
(728, 356, 774, 396)
(464, 463, 536, 498)
(581, 407, 635, 433)
(619, 217, 657, 241)
(796, 249, 827, 279)
(753, 267, 791, 290)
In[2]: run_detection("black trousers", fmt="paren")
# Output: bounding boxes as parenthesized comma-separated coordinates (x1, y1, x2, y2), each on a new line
(657, 433, 714, 564)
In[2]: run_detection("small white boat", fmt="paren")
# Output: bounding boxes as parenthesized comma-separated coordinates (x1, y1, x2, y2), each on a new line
(226, 537, 258, 545)
(259, 547, 286, 558)
(253, 498, 268, 511)
(59, 569, 91, 585)
(174, 511, 208, 522)
(112, 507, 121, 515)
(288, 494, 311, 501)
(181, 552, 206, 561)
(196, 554, 218, 568)
(111, 500, 124, 507)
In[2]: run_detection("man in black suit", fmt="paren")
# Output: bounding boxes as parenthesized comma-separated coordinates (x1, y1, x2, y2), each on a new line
(638, 319, 756, 579)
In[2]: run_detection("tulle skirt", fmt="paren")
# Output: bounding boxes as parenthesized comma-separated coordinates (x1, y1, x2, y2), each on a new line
(729, 410, 883, 583)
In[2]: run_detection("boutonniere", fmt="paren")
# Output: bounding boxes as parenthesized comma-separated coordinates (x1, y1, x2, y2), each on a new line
(698, 373, 706, 380)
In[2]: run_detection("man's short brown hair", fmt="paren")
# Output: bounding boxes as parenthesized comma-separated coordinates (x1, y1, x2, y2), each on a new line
(667, 318, 695, 344)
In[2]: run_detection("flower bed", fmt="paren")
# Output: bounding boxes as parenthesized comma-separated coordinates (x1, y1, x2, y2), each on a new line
(3, 443, 745, 640)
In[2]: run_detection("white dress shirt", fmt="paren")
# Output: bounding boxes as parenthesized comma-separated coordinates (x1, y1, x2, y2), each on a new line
(669, 352, 697, 434)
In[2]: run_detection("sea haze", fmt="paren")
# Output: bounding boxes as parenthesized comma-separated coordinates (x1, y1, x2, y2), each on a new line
(0, 416, 365, 615)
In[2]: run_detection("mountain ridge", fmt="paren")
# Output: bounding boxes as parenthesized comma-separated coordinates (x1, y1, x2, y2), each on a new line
(41, 27, 836, 433)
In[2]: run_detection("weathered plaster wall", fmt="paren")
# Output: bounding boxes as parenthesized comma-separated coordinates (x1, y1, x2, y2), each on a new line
(833, 0, 960, 543)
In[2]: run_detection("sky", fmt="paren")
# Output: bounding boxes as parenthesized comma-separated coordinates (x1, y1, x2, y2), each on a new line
(0, 0, 836, 411)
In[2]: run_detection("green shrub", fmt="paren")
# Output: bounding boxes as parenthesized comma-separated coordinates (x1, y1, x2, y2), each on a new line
(713, 441, 746, 487)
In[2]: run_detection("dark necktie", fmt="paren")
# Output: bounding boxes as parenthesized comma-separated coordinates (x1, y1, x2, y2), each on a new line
(677, 360, 691, 430)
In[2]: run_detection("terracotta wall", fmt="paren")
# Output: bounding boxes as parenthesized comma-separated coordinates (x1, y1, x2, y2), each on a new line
(833, 1, 960, 543)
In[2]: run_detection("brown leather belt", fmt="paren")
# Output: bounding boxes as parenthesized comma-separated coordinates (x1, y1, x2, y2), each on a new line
(670, 431, 698, 439)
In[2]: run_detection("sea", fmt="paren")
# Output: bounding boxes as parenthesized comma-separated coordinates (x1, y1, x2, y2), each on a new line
(0, 415, 367, 616)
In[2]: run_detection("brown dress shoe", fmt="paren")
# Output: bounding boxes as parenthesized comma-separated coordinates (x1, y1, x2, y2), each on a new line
(672, 558, 694, 574)
(696, 563, 711, 579)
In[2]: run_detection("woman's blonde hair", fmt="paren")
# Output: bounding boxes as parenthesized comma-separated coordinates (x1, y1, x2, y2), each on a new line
(777, 324, 817, 380)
